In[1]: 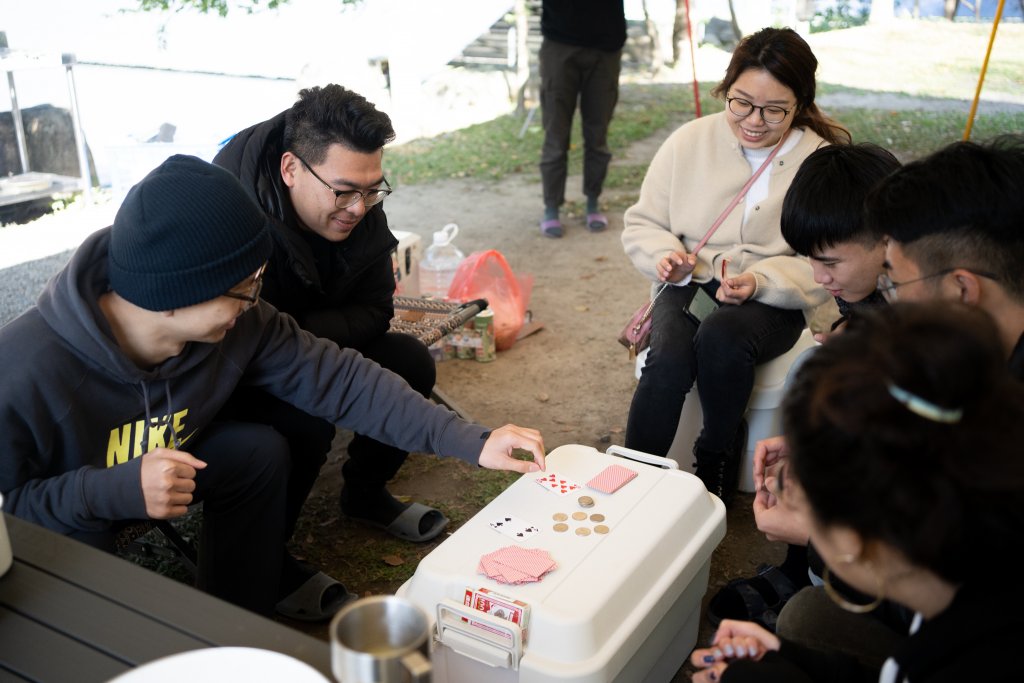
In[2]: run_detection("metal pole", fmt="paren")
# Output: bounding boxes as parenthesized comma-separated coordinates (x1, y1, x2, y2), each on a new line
(5, 70, 30, 174)
(964, 0, 1005, 141)
(63, 52, 93, 203)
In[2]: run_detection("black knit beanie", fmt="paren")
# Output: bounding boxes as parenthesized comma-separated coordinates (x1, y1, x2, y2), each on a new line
(108, 154, 273, 311)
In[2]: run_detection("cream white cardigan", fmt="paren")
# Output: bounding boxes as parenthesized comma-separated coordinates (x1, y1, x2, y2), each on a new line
(622, 111, 830, 312)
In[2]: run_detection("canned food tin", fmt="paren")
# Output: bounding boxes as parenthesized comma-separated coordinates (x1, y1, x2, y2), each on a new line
(474, 309, 496, 362)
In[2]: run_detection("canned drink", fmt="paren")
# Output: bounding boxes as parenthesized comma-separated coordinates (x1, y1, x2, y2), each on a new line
(474, 309, 496, 362)
(455, 323, 477, 360)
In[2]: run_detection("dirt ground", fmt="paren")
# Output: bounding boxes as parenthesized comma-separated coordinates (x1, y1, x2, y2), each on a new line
(277, 121, 785, 681)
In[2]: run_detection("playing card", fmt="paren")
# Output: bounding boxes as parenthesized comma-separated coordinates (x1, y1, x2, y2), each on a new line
(586, 464, 638, 494)
(534, 472, 582, 496)
(489, 514, 540, 540)
(478, 546, 557, 585)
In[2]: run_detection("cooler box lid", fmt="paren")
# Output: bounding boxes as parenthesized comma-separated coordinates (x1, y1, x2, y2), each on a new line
(398, 444, 726, 679)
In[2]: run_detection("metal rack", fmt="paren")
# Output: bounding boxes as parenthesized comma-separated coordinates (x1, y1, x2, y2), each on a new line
(0, 33, 92, 209)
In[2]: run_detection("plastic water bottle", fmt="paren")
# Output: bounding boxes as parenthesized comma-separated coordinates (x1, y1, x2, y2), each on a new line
(419, 223, 464, 299)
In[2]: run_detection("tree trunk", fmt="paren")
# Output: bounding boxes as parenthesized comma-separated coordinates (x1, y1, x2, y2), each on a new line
(726, 0, 742, 42)
(671, 0, 687, 68)
(513, 0, 530, 116)
(641, 0, 663, 76)
(944, 0, 961, 20)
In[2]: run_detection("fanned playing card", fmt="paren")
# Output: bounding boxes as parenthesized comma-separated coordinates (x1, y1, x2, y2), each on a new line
(534, 472, 581, 496)
(489, 514, 540, 540)
(587, 464, 638, 494)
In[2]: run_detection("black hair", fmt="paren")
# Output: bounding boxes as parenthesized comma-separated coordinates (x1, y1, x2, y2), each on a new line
(782, 302, 1024, 586)
(710, 27, 850, 145)
(864, 134, 1024, 300)
(283, 84, 396, 164)
(781, 142, 901, 256)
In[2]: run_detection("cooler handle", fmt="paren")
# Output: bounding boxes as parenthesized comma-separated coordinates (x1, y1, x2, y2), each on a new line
(436, 598, 522, 670)
(605, 444, 679, 470)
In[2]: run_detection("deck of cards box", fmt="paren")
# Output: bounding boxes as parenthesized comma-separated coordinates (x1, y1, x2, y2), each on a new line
(397, 444, 726, 683)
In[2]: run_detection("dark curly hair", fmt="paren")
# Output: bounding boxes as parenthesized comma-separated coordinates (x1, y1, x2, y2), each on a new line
(283, 84, 395, 164)
(782, 302, 1024, 586)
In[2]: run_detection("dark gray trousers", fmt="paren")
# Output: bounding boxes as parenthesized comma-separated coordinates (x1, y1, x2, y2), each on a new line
(539, 38, 622, 209)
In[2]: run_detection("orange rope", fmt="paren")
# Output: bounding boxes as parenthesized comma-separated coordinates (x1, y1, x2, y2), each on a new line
(964, 0, 1006, 140)
(684, 0, 701, 117)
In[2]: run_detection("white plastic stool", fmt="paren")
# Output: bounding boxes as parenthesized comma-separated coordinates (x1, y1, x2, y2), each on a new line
(634, 327, 819, 492)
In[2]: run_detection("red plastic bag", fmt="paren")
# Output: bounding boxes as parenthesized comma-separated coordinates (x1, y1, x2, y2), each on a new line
(447, 250, 533, 351)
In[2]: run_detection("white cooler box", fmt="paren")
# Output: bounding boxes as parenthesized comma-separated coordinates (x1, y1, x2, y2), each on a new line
(397, 444, 726, 683)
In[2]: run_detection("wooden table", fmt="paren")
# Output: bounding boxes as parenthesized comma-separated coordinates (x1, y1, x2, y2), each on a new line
(0, 514, 331, 682)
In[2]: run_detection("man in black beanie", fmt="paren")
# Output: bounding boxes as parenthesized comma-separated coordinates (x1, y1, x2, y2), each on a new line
(0, 155, 546, 619)
(214, 84, 449, 564)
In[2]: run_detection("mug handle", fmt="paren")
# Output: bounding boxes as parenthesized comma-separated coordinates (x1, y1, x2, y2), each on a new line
(401, 651, 431, 682)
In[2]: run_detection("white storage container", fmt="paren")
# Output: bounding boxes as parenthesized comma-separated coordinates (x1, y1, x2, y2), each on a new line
(397, 444, 726, 683)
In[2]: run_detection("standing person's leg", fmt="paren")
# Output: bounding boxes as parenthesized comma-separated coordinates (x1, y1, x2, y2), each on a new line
(539, 39, 582, 237)
(692, 301, 804, 503)
(341, 332, 445, 542)
(624, 285, 701, 456)
(189, 421, 291, 616)
(579, 46, 622, 232)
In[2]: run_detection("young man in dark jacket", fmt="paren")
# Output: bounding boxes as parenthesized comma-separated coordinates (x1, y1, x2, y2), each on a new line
(0, 155, 545, 620)
(213, 87, 448, 553)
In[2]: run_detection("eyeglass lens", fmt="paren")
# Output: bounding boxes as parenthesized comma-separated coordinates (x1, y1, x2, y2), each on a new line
(727, 97, 788, 124)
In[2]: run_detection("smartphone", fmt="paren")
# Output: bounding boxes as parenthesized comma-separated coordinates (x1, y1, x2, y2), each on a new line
(685, 286, 719, 324)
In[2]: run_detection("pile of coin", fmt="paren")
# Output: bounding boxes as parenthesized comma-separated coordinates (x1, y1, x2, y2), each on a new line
(550, 496, 611, 535)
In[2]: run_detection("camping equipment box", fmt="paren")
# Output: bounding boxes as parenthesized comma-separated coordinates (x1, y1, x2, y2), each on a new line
(397, 444, 726, 683)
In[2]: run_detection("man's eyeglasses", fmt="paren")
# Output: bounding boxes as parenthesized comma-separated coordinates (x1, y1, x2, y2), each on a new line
(725, 96, 792, 125)
(223, 262, 268, 307)
(293, 152, 392, 210)
(877, 268, 1000, 302)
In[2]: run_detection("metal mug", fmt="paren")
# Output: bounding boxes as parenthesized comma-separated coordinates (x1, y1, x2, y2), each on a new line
(0, 493, 12, 577)
(330, 595, 431, 683)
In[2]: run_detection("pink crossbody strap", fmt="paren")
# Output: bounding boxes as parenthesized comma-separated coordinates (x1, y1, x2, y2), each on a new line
(691, 129, 791, 256)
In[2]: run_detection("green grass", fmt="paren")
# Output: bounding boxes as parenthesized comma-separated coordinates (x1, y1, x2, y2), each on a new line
(385, 80, 1024, 189)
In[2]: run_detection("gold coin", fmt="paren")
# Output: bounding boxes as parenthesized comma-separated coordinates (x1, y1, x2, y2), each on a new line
(578, 495, 595, 508)
(571, 511, 587, 521)
(552, 512, 568, 522)
(575, 527, 591, 536)
(594, 524, 610, 534)
(553, 522, 569, 532)
(589, 513, 605, 522)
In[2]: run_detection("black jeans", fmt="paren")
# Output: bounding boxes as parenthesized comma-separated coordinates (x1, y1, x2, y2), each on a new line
(625, 282, 805, 456)
(72, 421, 291, 617)
(539, 37, 622, 208)
(218, 331, 436, 537)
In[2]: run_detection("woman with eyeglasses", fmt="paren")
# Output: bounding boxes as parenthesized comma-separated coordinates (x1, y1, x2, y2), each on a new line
(621, 27, 849, 504)
(689, 302, 1024, 682)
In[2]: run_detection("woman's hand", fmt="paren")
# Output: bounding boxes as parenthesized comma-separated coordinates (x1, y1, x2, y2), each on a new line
(716, 273, 756, 305)
(689, 619, 780, 681)
(657, 251, 697, 283)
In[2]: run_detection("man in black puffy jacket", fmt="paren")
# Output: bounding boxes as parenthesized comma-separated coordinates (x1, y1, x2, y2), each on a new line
(214, 85, 447, 617)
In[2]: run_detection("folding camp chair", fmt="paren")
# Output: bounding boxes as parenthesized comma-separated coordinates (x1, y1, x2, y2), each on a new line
(390, 296, 488, 421)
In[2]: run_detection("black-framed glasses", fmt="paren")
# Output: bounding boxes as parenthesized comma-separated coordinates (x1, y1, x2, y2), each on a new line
(223, 262, 268, 307)
(293, 152, 392, 209)
(725, 96, 793, 124)
(877, 268, 1000, 302)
